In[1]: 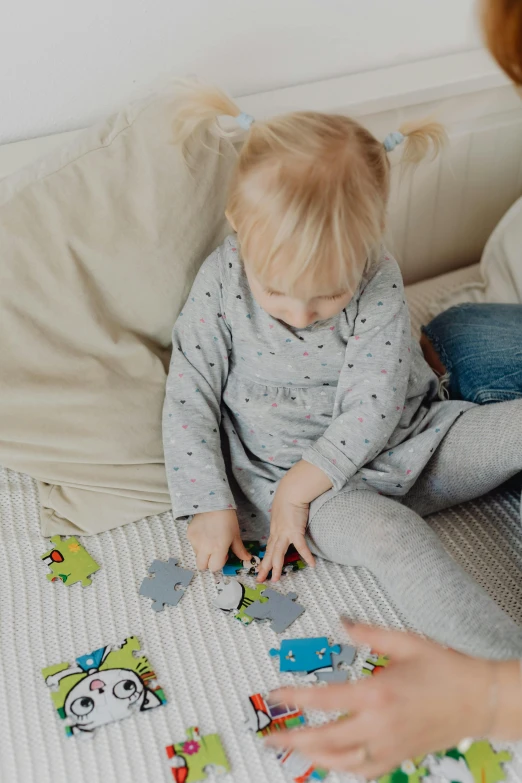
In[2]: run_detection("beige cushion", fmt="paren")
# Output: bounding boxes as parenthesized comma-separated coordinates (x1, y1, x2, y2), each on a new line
(0, 91, 236, 535)
(430, 197, 522, 315)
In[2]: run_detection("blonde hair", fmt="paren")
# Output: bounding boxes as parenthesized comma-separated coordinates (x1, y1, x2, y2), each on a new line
(173, 82, 446, 295)
(481, 0, 522, 84)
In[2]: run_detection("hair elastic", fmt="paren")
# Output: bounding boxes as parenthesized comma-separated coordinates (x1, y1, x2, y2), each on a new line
(383, 131, 405, 152)
(235, 112, 255, 130)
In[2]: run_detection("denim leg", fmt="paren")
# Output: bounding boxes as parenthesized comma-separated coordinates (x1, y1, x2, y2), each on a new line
(422, 303, 522, 404)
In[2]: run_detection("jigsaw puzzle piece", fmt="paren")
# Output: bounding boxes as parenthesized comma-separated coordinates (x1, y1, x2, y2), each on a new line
(362, 651, 390, 676)
(245, 693, 306, 737)
(245, 694, 327, 782)
(42, 636, 166, 737)
(223, 541, 265, 576)
(315, 644, 357, 682)
(166, 726, 230, 782)
(446, 741, 512, 783)
(213, 579, 267, 625)
(247, 588, 305, 632)
(377, 758, 428, 783)
(139, 558, 194, 612)
(41, 535, 100, 587)
(270, 637, 341, 673)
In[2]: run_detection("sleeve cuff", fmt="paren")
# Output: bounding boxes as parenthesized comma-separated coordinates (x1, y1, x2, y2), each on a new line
(172, 495, 236, 521)
(302, 441, 358, 492)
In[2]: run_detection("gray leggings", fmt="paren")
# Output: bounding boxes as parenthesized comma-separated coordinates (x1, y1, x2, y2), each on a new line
(307, 399, 522, 659)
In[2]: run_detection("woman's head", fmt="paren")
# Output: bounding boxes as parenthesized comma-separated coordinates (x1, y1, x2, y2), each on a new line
(173, 83, 445, 327)
(482, 0, 522, 84)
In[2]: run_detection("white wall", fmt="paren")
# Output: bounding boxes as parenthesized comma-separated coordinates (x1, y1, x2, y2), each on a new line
(1, 0, 481, 144)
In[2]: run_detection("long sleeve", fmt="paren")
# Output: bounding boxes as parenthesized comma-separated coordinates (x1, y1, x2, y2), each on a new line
(163, 247, 236, 518)
(302, 256, 412, 491)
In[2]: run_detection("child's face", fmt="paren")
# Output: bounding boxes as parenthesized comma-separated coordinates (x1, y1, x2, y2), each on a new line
(245, 266, 353, 329)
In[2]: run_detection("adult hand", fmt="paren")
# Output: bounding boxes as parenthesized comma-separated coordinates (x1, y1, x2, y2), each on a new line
(266, 622, 497, 778)
(188, 509, 251, 572)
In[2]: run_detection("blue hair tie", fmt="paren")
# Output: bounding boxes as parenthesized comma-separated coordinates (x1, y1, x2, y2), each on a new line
(235, 112, 255, 131)
(383, 131, 405, 152)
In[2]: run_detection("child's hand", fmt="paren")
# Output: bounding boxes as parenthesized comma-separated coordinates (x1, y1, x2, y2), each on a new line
(257, 460, 333, 583)
(188, 510, 251, 572)
(256, 490, 315, 583)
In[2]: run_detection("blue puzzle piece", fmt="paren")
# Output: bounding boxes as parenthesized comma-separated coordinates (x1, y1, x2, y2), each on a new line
(270, 637, 341, 673)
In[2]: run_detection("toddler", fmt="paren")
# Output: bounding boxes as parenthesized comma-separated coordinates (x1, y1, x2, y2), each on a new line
(164, 83, 522, 657)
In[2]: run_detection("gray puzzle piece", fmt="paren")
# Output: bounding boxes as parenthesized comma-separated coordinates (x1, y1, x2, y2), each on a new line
(139, 558, 194, 612)
(246, 588, 305, 633)
(315, 644, 357, 682)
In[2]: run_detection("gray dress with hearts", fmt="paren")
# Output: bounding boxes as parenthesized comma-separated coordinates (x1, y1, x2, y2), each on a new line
(163, 235, 472, 535)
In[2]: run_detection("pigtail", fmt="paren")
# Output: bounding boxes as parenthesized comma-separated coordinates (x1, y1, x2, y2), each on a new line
(397, 118, 448, 167)
(172, 80, 245, 151)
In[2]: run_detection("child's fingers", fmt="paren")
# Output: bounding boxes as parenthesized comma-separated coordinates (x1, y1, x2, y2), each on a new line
(257, 546, 274, 583)
(231, 535, 253, 564)
(208, 545, 230, 573)
(195, 550, 210, 571)
(294, 536, 316, 568)
(269, 540, 286, 583)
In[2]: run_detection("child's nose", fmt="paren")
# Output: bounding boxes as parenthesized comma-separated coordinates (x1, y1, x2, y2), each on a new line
(287, 307, 315, 329)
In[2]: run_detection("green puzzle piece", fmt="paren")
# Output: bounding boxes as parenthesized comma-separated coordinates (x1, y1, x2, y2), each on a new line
(448, 741, 512, 783)
(41, 535, 100, 587)
(377, 742, 512, 783)
(236, 583, 267, 625)
(166, 726, 230, 782)
(378, 758, 427, 783)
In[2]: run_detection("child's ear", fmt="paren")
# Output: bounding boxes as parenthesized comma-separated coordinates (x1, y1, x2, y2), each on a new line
(225, 210, 237, 232)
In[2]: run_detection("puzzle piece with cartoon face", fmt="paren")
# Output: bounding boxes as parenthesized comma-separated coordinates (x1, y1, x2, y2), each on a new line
(270, 637, 341, 673)
(139, 558, 194, 611)
(166, 726, 230, 782)
(42, 636, 166, 736)
(246, 588, 305, 632)
(223, 542, 306, 578)
(213, 579, 267, 625)
(41, 535, 100, 587)
(222, 541, 265, 576)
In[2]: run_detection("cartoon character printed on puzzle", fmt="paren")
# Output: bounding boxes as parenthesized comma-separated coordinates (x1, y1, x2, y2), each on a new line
(165, 726, 230, 783)
(224, 542, 307, 577)
(42, 636, 166, 736)
(223, 541, 265, 576)
(245, 693, 306, 737)
(362, 651, 390, 676)
(213, 579, 266, 624)
(41, 535, 100, 587)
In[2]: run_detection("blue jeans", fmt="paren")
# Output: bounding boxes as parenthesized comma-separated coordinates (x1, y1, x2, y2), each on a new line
(421, 303, 522, 404)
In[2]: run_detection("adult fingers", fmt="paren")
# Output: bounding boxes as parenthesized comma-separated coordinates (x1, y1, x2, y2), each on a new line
(342, 620, 423, 660)
(270, 679, 369, 715)
(265, 715, 370, 757)
(293, 535, 316, 568)
(230, 534, 253, 563)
